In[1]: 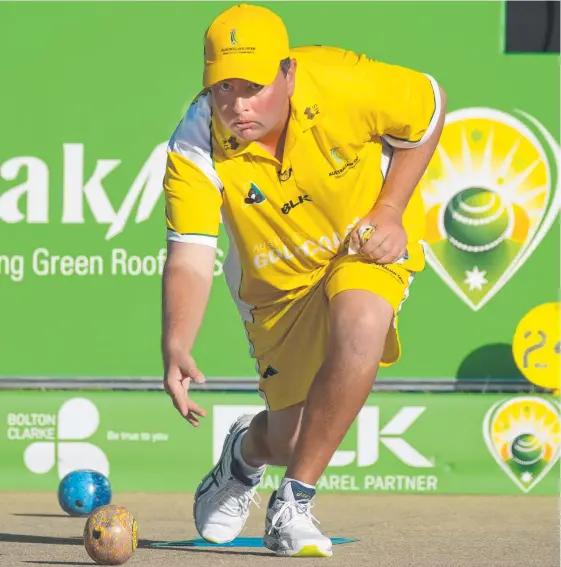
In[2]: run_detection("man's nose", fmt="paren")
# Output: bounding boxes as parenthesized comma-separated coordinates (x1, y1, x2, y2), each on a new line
(233, 96, 246, 115)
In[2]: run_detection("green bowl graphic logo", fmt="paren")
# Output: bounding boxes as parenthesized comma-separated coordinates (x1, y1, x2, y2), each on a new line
(443, 188, 511, 253)
(511, 433, 544, 466)
(484, 397, 560, 493)
(418, 108, 559, 311)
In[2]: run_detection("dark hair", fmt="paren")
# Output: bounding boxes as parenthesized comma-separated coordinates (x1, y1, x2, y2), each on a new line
(280, 57, 291, 76)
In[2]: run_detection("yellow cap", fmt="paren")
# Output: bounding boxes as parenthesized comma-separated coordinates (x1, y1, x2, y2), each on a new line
(203, 4, 290, 88)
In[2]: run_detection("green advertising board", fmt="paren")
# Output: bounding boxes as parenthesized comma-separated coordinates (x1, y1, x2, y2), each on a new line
(1, 391, 559, 495)
(0, 1, 559, 384)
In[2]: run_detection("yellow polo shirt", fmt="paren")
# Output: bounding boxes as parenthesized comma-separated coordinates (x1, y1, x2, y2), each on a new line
(164, 45, 441, 320)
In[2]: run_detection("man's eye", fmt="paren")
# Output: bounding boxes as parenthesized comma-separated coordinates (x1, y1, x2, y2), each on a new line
(249, 83, 263, 91)
(219, 83, 231, 91)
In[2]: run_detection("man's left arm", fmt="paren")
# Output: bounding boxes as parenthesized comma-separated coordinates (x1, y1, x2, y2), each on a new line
(355, 86, 447, 264)
(349, 60, 447, 264)
(376, 85, 447, 215)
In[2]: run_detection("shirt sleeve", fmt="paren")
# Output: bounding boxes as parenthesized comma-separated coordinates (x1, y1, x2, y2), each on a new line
(164, 151, 223, 248)
(163, 91, 223, 248)
(350, 54, 441, 148)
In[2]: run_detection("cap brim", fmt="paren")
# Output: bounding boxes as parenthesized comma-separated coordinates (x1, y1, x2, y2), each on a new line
(203, 59, 280, 88)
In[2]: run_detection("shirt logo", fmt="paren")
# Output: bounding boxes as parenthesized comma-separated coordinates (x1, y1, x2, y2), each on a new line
(329, 146, 359, 177)
(278, 167, 292, 182)
(244, 182, 266, 205)
(304, 104, 320, 120)
(223, 136, 240, 151)
(331, 147, 345, 165)
(281, 195, 312, 215)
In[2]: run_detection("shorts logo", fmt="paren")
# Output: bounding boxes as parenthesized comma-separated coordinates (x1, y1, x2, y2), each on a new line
(281, 195, 312, 215)
(419, 107, 560, 311)
(483, 396, 560, 493)
(243, 182, 266, 206)
(379, 265, 405, 285)
(261, 365, 278, 379)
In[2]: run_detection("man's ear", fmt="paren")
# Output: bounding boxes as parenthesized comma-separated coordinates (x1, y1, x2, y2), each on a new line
(287, 58, 297, 96)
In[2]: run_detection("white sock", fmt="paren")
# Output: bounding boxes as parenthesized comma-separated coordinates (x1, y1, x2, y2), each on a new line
(279, 477, 316, 491)
(233, 432, 266, 478)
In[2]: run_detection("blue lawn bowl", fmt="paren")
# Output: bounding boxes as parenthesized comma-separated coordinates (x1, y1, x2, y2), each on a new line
(57, 469, 111, 517)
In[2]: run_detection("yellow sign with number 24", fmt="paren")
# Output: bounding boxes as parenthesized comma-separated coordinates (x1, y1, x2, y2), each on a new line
(512, 302, 560, 390)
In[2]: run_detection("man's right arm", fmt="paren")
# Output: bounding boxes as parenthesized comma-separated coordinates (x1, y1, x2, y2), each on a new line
(161, 241, 216, 424)
(161, 122, 223, 422)
(161, 241, 215, 371)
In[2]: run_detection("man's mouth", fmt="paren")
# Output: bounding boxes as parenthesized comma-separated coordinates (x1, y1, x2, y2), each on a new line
(235, 121, 256, 131)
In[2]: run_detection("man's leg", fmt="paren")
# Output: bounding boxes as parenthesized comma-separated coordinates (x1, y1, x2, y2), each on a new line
(285, 289, 393, 484)
(239, 403, 304, 468)
(193, 278, 330, 549)
(239, 289, 389, 476)
(262, 289, 394, 557)
(193, 401, 305, 544)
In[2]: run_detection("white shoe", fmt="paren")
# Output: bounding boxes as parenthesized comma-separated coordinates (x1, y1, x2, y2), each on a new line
(193, 414, 264, 543)
(264, 480, 333, 557)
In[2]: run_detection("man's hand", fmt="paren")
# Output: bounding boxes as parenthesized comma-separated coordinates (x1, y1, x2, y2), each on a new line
(162, 241, 216, 426)
(164, 350, 207, 426)
(350, 203, 407, 264)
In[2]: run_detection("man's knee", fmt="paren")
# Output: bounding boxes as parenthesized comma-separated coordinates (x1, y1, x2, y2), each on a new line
(329, 290, 394, 368)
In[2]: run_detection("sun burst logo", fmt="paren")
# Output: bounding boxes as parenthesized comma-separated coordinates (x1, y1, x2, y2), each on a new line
(420, 108, 560, 310)
(483, 397, 560, 493)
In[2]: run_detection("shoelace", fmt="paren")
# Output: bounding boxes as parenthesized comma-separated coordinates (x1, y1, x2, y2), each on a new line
(268, 498, 320, 534)
(208, 479, 262, 515)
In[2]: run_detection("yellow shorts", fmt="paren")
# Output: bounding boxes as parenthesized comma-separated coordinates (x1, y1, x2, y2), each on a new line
(245, 255, 415, 411)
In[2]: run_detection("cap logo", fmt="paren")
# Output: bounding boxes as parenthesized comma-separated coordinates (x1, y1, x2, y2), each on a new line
(221, 28, 255, 55)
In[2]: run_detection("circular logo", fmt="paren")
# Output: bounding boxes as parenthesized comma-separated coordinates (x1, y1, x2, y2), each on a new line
(444, 188, 512, 253)
(512, 302, 560, 389)
(511, 433, 544, 465)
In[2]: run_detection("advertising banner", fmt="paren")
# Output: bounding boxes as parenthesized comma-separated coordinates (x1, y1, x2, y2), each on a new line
(0, 1, 559, 385)
(1, 391, 558, 495)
